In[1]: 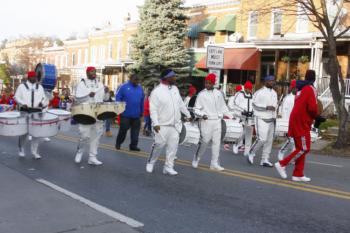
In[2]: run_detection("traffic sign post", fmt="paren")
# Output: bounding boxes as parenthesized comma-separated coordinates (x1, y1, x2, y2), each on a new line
(206, 45, 224, 69)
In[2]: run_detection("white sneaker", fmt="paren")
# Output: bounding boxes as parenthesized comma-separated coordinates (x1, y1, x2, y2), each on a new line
(260, 160, 274, 167)
(88, 157, 103, 166)
(232, 144, 239, 154)
(210, 163, 225, 171)
(18, 150, 25, 157)
(44, 137, 51, 142)
(192, 159, 199, 169)
(28, 135, 32, 141)
(247, 153, 254, 165)
(292, 176, 311, 182)
(163, 167, 178, 176)
(277, 151, 284, 161)
(75, 152, 83, 163)
(32, 152, 41, 160)
(146, 163, 154, 173)
(275, 162, 287, 179)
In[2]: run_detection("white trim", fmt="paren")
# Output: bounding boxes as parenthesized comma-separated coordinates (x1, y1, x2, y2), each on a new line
(187, 12, 202, 17)
(207, 7, 239, 14)
(36, 179, 144, 228)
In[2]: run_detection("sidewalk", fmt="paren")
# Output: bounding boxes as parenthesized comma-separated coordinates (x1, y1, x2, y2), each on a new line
(0, 163, 141, 233)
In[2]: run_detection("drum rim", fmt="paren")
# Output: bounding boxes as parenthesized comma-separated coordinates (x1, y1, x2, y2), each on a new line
(0, 111, 25, 119)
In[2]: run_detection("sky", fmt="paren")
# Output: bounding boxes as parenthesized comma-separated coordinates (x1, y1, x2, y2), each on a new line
(0, 0, 204, 41)
(0, 0, 144, 41)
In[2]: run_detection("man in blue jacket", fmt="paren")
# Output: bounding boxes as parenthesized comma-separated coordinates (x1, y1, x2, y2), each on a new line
(115, 74, 144, 151)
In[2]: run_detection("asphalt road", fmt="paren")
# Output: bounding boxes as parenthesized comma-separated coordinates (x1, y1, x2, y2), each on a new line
(0, 125, 349, 233)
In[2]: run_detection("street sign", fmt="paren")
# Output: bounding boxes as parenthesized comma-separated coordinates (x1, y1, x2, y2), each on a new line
(209, 69, 221, 88)
(206, 45, 224, 69)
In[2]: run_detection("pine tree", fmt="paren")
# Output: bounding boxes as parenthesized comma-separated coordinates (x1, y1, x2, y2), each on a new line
(130, 0, 191, 92)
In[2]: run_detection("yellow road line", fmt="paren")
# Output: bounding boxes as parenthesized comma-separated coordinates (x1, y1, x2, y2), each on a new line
(55, 134, 350, 201)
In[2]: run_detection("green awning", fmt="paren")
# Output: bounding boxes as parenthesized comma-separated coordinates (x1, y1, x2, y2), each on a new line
(192, 68, 208, 77)
(216, 14, 236, 32)
(190, 53, 207, 77)
(198, 16, 217, 33)
(187, 24, 200, 38)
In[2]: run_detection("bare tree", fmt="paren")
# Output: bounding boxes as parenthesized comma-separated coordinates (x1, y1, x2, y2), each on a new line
(245, 0, 350, 148)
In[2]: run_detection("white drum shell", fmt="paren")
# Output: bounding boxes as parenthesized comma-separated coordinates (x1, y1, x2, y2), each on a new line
(47, 109, 71, 132)
(276, 118, 289, 137)
(0, 111, 27, 136)
(179, 122, 200, 145)
(223, 119, 243, 142)
(28, 113, 59, 137)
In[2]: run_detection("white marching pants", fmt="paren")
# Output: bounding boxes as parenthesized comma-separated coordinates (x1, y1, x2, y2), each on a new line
(18, 135, 41, 154)
(147, 126, 180, 169)
(195, 119, 222, 165)
(278, 137, 295, 158)
(236, 124, 254, 156)
(249, 118, 275, 161)
(76, 122, 104, 158)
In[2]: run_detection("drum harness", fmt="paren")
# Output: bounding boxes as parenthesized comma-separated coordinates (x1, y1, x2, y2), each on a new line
(240, 91, 254, 125)
(23, 82, 39, 108)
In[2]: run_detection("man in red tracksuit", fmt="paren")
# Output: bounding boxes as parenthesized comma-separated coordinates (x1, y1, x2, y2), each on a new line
(275, 70, 319, 182)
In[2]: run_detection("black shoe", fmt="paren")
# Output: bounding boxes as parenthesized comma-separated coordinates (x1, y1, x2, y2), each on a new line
(130, 147, 141, 152)
(115, 144, 121, 150)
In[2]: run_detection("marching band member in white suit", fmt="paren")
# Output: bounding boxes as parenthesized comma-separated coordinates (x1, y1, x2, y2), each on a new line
(277, 80, 297, 160)
(248, 75, 278, 167)
(192, 73, 232, 171)
(146, 69, 191, 175)
(232, 81, 254, 156)
(74, 66, 105, 165)
(15, 71, 48, 159)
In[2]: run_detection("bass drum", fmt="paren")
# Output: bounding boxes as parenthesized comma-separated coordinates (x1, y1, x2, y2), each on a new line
(221, 119, 243, 142)
(179, 122, 200, 145)
(35, 63, 57, 92)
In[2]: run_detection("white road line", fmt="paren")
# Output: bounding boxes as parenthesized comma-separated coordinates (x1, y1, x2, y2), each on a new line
(308, 161, 344, 168)
(36, 178, 144, 228)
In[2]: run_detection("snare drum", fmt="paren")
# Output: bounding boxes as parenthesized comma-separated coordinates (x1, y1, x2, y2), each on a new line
(0, 111, 27, 136)
(35, 63, 57, 91)
(28, 112, 59, 137)
(276, 118, 289, 137)
(221, 119, 243, 142)
(95, 102, 125, 120)
(71, 103, 96, 125)
(47, 109, 71, 132)
(179, 122, 200, 145)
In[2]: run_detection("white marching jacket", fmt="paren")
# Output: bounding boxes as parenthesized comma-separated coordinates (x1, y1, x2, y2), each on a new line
(252, 86, 278, 120)
(280, 93, 295, 119)
(75, 78, 104, 104)
(150, 83, 191, 130)
(14, 81, 48, 108)
(233, 91, 253, 114)
(194, 88, 232, 120)
(227, 92, 240, 116)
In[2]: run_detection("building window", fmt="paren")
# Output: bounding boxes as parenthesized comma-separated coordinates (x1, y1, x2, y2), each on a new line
(204, 34, 215, 47)
(190, 38, 198, 48)
(248, 11, 258, 39)
(271, 9, 282, 36)
(98, 46, 105, 62)
(127, 39, 132, 57)
(77, 49, 82, 65)
(60, 55, 64, 68)
(72, 53, 76, 66)
(108, 41, 113, 59)
(296, 4, 308, 33)
(117, 41, 122, 60)
(84, 48, 88, 64)
(91, 46, 96, 64)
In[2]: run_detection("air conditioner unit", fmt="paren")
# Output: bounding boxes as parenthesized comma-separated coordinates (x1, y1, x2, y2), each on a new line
(228, 32, 243, 43)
